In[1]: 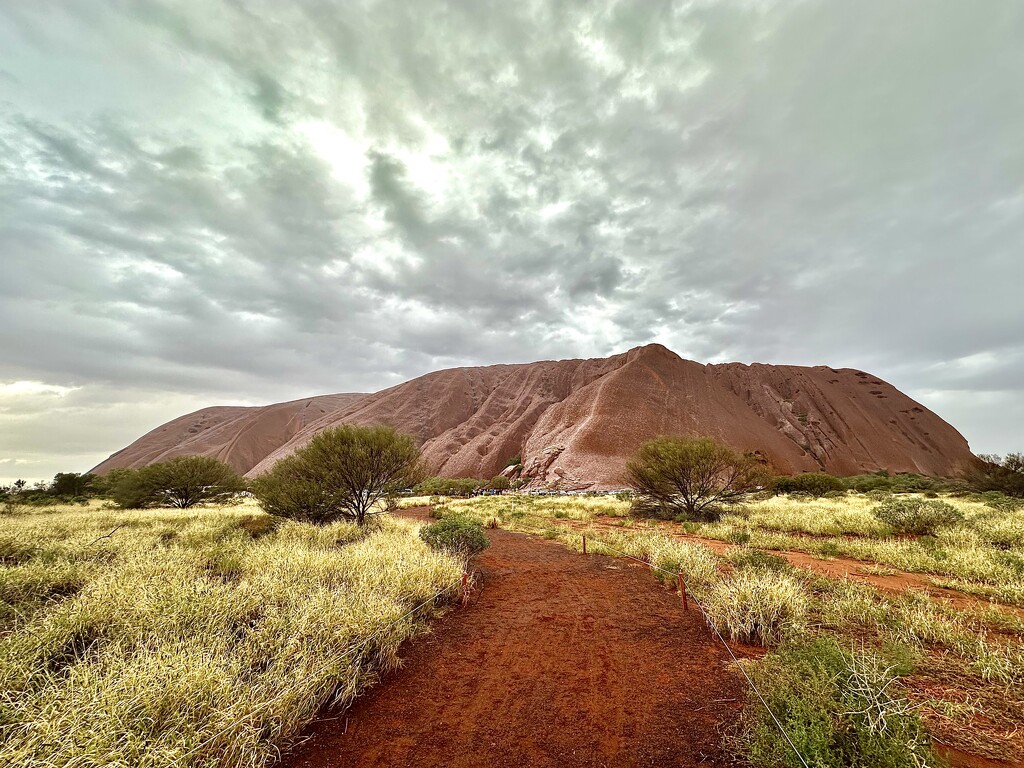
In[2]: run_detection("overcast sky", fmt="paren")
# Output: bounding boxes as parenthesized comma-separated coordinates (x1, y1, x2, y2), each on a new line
(1, 1, 1023, 483)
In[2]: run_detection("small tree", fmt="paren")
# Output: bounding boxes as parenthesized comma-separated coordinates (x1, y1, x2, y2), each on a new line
(489, 475, 511, 491)
(108, 457, 244, 509)
(51, 472, 99, 498)
(968, 454, 1024, 497)
(626, 436, 769, 522)
(252, 425, 422, 525)
(149, 456, 245, 508)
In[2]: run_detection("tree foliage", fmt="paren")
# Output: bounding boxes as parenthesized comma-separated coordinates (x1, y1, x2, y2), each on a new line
(489, 475, 511, 491)
(108, 457, 245, 509)
(771, 472, 847, 497)
(626, 436, 770, 522)
(968, 453, 1024, 497)
(413, 476, 484, 497)
(252, 425, 423, 525)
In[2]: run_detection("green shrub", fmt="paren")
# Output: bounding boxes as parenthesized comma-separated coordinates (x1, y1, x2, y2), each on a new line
(413, 477, 485, 497)
(871, 497, 963, 535)
(108, 458, 245, 509)
(729, 548, 791, 573)
(726, 528, 752, 545)
(740, 638, 936, 768)
(627, 437, 769, 522)
(771, 473, 847, 497)
(252, 425, 421, 525)
(419, 517, 489, 558)
(967, 453, 1024, 497)
(489, 475, 511, 491)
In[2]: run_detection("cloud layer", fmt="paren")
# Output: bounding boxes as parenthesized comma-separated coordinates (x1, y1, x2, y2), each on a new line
(1, 1, 1022, 481)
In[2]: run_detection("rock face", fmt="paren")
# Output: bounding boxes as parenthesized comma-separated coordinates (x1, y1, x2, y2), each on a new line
(91, 394, 367, 476)
(93, 345, 975, 487)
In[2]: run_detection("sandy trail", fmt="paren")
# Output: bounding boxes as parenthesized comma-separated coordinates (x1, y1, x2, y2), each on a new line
(282, 511, 746, 768)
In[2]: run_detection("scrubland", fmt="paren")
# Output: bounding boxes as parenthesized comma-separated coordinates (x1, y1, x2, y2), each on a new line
(0, 500, 462, 768)
(426, 491, 1024, 764)
(4, 489, 1021, 766)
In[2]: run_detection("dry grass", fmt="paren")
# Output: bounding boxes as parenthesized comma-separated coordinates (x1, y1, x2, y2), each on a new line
(441, 491, 1024, 762)
(702, 570, 809, 644)
(0, 500, 462, 768)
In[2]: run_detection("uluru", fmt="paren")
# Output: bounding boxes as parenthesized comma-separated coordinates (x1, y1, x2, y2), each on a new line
(92, 344, 975, 488)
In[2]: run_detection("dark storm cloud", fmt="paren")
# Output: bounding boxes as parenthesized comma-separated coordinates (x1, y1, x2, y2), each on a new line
(0, 0, 1022, 481)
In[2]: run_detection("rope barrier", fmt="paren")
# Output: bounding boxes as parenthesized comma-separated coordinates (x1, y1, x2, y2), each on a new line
(177, 576, 466, 763)
(583, 534, 812, 768)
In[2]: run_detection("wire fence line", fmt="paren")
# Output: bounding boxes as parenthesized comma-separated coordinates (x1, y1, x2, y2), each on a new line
(583, 534, 812, 768)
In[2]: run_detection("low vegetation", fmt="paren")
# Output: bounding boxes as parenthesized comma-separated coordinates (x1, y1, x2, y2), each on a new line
(968, 453, 1024, 497)
(413, 476, 485, 497)
(626, 436, 770, 521)
(419, 516, 490, 558)
(252, 425, 422, 525)
(740, 638, 934, 768)
(870, 496, 964, 535)
(0, 501, 462, 768)
(435, 487, 1024, 763)
(702, 569, 808, 644)
(107, 456, 246, 509)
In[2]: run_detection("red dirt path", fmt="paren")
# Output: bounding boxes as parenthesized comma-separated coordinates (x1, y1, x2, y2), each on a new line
(283, 511, 747, 768)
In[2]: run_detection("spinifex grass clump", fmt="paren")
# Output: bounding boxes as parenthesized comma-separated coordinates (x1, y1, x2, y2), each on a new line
(0, 502, 462, 768)
(701, 569, 809, 644)
(739, 638, 938, 768)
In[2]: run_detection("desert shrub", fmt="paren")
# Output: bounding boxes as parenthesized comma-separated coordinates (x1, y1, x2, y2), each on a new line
(701, 570, 808, 644)
(413, 477, 484, 497)
(726, 528, 752, 545)
(978, 492, 1024, 512)
(252, 425, 421, 526)
(107, 458, 245, 509)
(627, 437, 769, 522)
(871, 497, 964, 535)
(728, 548, 791, 573)
(739, 638, 936, 768)
(967, 453, 1024, 497)
(771, 473, 847, 497)
(489, 475, 511, 491)
(419, 517, 489, 558)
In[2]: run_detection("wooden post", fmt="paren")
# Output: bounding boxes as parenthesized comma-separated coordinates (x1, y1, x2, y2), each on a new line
(461, 572, 469, 606)
(582, 534, 587, 554)
(679, 572, 688, 611)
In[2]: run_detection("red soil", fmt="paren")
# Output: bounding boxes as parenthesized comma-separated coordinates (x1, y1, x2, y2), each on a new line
(282, 511, 747, 768)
